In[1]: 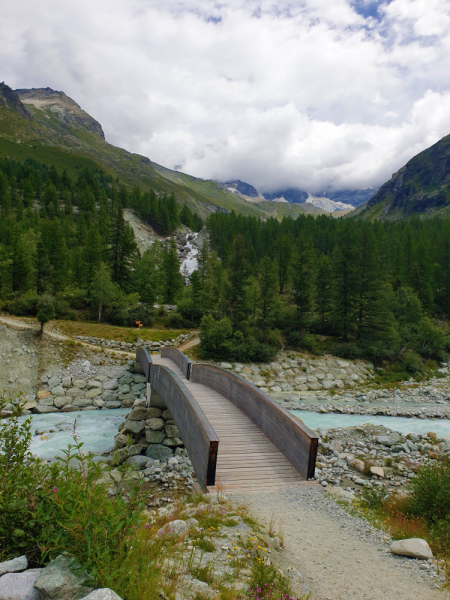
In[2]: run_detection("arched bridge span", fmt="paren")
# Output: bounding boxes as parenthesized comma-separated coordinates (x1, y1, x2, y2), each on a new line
(135, 347, 318, 492)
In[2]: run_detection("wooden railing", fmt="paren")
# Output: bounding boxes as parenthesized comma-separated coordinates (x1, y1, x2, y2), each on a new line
(135, 348, 218, 490)
(191, 364, 318, 479)
(135, 347, 152, 381)
(161, 347, 192, 380)
(150, 365, 218, 489)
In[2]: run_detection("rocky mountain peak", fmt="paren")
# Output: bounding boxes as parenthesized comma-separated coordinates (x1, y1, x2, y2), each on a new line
(15, 87, 105, 140)
(0, 82, 29, 118)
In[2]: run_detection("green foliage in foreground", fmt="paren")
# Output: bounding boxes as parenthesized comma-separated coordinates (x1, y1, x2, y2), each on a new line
(0, 397, 142, 580)
(0, 397, 304, 600)
(361, 460, 450, 562)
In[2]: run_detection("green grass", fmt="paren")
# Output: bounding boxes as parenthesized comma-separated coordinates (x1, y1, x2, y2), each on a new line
(53, 320, 190, 343)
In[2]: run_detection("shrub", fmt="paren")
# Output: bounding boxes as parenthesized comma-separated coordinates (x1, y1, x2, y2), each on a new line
(407, 460, 450, 525)
(6, 292, 39, 316)
(199, 315, 278, 363)
(401, 349, 423, 374)
(0, 397, 143, 580)
(361, 484, 388, 510)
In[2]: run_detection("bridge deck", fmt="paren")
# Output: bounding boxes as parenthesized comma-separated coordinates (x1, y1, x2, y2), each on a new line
(152, 356, 305, 492)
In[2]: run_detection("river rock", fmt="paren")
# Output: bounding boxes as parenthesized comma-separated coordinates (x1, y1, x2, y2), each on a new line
(164, 520, 189, 537)
(48, 377, 61, 389)
(145, 430, 165, 444)
(163, 437, 183, 447)
(34, 554, 94, 600)
(54, 397, 72, 409)
(79, 590, 122, 600)
(376, 433, 401, 447)
(147, 418, 164, 431)
(102, 379, 119, 390)
(390, 538, 433, 560)
(34, 406, 58, 414)
(350, 459, 365, 473)
(128, 407, 150, 421)
(370, 466, 385, 478)
(126, 456, 149, 470)
(0, 556, 28, 576)
(84, 389, 102, 400)
(164, 424, 180, 438)
(37, 390, 51, 400)
(145, 444, 173, 460)
(72, 379, 87, 389)
(122, 421, 144, 435)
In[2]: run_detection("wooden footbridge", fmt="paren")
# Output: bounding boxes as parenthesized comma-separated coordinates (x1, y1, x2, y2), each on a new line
(135, 347, 318, 493)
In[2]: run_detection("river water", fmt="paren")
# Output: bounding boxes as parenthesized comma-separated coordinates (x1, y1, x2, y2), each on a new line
(16, 408, 450, 460)
(18, 409, 129, 460)
(293, 410, 450, 438)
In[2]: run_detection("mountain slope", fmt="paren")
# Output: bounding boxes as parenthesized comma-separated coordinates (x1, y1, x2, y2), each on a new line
(0, 83, 274, 219)
(360, 134, 450, 220)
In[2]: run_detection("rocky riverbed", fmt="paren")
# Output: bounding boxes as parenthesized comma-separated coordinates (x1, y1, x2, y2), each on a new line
(217, 350, 450, 419)
(313, 423, 450, 495)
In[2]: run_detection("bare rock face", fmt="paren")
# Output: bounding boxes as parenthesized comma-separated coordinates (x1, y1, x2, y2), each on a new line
(15, 88, 105, 139)
(0, 82, 30, 117)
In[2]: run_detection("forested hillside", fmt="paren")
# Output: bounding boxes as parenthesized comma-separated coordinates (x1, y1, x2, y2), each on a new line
(0, 154, 449, 372)
(0, 82, 320, 221)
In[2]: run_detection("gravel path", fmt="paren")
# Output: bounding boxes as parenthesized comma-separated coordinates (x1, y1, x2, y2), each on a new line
(235, 485, 450, 600)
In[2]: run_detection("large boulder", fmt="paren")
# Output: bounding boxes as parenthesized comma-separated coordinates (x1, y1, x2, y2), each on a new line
(376, 433, 401, 447)
(34, 554, 94, 600)
(0, 569, 42, 600)
(390, 538, 433, 560)
(0, 556, 28, 576)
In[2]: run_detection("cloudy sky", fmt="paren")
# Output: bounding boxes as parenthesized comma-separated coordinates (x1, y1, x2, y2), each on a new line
(2, 0, 450, 193)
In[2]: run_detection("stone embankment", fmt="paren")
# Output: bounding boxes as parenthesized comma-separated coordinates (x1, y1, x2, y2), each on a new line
(100, 397, 198, 494)
(1, 359, 148, 417)
(218, 351, 450, 419)
(313, 423, 450, 496)
(74, 332, 193, 353)
(221, 350, 375, 393)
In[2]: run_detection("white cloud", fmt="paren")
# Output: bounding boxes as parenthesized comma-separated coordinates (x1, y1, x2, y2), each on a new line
(1, 0, 450, 193)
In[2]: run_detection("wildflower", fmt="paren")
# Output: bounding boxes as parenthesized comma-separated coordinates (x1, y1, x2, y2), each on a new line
(52, 487, 58, 493)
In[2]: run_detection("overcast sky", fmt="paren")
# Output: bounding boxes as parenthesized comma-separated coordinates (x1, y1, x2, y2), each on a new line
(2, 0, 450, 193)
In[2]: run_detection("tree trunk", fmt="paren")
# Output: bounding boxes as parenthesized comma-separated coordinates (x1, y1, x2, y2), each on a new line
(98, 302, 102, 322)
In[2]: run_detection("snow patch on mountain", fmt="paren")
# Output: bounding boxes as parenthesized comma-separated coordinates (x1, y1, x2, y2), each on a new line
(306, 195, 355, 212)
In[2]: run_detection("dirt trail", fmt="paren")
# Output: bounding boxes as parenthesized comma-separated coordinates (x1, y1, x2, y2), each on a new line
(178, 334, 200, 351)
(0, 316, 135, 358)
(237, 486, 449, 600)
